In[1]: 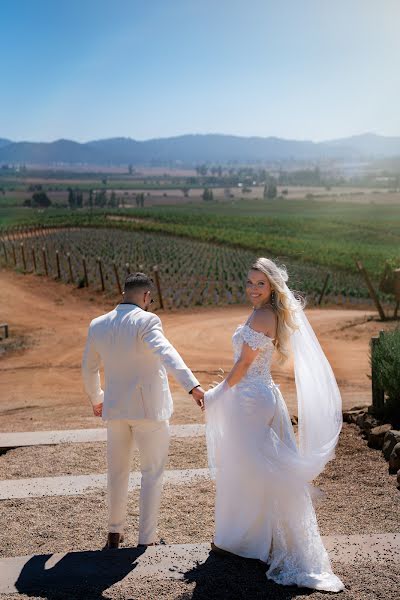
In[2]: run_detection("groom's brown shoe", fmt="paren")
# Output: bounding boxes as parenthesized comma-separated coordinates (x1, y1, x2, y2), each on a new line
(211, 541, 238, 558)
(104, 532, 125, 549)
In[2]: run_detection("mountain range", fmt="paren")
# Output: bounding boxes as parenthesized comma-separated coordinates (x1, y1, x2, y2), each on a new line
(0, 133, 399, 166)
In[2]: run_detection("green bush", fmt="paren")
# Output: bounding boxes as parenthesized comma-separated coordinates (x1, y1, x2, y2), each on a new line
(371, 328, 400, 427)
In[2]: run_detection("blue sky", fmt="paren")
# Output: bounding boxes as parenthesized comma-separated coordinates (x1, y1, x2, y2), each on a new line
(1, 0, 399, 142)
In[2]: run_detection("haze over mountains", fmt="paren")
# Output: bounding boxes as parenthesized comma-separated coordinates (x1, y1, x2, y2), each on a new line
(0, 133, 399, 166)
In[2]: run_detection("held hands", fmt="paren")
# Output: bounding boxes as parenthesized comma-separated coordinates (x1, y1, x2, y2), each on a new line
(92, 402, 103, 417)
(192, 386, 205, 411)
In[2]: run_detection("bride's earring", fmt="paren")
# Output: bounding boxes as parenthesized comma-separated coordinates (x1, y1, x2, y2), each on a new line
(270, 290, 276, 308)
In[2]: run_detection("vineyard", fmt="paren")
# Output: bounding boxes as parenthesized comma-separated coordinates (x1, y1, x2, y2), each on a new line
(0, 226, 373, 309)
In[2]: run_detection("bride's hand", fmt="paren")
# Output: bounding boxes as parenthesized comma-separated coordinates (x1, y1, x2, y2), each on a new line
(205, 380, 229, 404)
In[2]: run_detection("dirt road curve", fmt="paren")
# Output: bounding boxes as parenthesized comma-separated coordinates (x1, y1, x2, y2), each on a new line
(0, 269, 391, 432)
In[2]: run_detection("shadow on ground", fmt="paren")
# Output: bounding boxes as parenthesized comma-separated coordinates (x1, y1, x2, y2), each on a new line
(14, 547, 146, 600)
(181, 551, 314, 600)
(14, 548, 319, 599)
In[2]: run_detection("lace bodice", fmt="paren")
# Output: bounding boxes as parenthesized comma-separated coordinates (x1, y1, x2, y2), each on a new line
(233, 324, 275, 388)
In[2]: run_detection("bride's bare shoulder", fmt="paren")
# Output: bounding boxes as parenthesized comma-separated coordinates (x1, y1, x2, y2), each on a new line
(248, 307, 277, 338)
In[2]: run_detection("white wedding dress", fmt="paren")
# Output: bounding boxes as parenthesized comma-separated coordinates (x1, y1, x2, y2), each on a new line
(205, 322, 345, 592)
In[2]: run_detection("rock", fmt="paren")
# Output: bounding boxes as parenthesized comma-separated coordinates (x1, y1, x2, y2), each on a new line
(397, 469, 400, 488)
(343, 409, 365, 424)
(355, 413, 366, 428)
(364, 414, 379, 431)
(367, 424, 393, 450)
(382, 430, 400, 461)
(349, 404, 369, 412)
(355, 412, 379, 432)
(389, 443, 400, 474)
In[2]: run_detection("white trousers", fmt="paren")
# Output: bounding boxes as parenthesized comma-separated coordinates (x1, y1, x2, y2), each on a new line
(107, 418, 170, 544)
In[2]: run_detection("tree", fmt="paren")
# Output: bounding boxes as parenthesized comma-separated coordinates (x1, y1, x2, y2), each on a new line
(181, 187, 190, 198)
(263, 182, 277, 200)
(136, 193, 145, 207)
(202, 187, 214, 202)
(31, 191, 51, 208)
(109, 191, 118, 208)
(196, 164, 208, 176)
(68, 187, 76, 209)
(95, 190, 107, 207)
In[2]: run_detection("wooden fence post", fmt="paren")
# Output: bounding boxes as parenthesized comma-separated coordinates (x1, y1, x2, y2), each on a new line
(97, 257, 105, 291)
(12, 243, 17, 266)
(394, 269, 400, 319)
(31, 247, 37, 273)
(67, 252, 74, 284)
(42, 247, 48, 276)
(82, 257, 89, 287)
(370, 331, 385, 417)
(394, 301, 399, 320)
(355, 260, 386, 321)
(20, 243, 27, 272)
(113, 262, 122, 295)
(2, 241, 7, 263)
(153, 265, 164, 309)
(318, 273, 330, 305)
(55, 250, 61, 279)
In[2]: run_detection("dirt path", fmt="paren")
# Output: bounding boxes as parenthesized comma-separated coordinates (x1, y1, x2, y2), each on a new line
(0, 268, 394, 431)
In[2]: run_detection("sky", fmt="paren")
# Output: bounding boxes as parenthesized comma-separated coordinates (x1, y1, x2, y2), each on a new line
(1, 0, 399, 143)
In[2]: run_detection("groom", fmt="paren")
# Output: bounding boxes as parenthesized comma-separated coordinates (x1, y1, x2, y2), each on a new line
(82, 272, 204, 549)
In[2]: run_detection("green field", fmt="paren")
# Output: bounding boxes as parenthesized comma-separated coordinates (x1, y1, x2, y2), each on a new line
(1, 196, 399, 303)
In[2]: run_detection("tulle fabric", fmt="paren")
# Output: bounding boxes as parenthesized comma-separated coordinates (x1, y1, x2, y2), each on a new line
(205, 292, 344, 592)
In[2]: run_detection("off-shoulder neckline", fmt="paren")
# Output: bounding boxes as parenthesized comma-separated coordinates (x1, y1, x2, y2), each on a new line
(239, 323, 275, 343)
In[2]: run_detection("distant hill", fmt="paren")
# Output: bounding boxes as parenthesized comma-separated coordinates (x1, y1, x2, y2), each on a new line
(0, 138, 12, 149)
(322, 133, 400, 157)
(0, 132, 400, 166)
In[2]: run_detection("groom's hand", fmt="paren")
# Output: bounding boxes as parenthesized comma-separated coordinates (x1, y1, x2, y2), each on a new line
(92, 402, 103, 417)
(191, 386, 205, 411)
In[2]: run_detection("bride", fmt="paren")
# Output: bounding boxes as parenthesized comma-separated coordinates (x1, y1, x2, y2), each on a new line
(204, 257, 345, 592)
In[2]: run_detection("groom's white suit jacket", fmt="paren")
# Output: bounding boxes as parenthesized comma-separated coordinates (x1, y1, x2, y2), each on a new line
(82, 304, 200, 420)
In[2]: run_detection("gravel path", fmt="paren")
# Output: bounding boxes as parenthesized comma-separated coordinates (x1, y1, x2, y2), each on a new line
(0, 437, 208, 479)
(0, 424, 398, 562)
(314, 423, 400, 534)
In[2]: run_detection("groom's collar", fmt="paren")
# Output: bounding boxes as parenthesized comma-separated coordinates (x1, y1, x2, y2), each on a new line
(115, 303, 142, 312)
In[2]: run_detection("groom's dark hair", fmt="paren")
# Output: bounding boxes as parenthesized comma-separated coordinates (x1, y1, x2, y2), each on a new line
(124, 272, 154, 293)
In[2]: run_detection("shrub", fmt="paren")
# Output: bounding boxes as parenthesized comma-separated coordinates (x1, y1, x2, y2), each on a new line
(371, 328, 400, 427)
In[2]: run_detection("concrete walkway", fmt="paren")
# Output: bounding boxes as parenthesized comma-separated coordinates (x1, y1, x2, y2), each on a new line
(0, 424, 205, 450)
(0, 535, 399, 595)
(0, 468, 210, 500)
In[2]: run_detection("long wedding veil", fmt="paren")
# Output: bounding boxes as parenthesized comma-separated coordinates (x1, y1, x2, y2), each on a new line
(289, 287, 343, 480)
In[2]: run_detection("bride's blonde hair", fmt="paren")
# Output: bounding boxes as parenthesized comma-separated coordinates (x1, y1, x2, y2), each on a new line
(250, 257, 305, 365)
